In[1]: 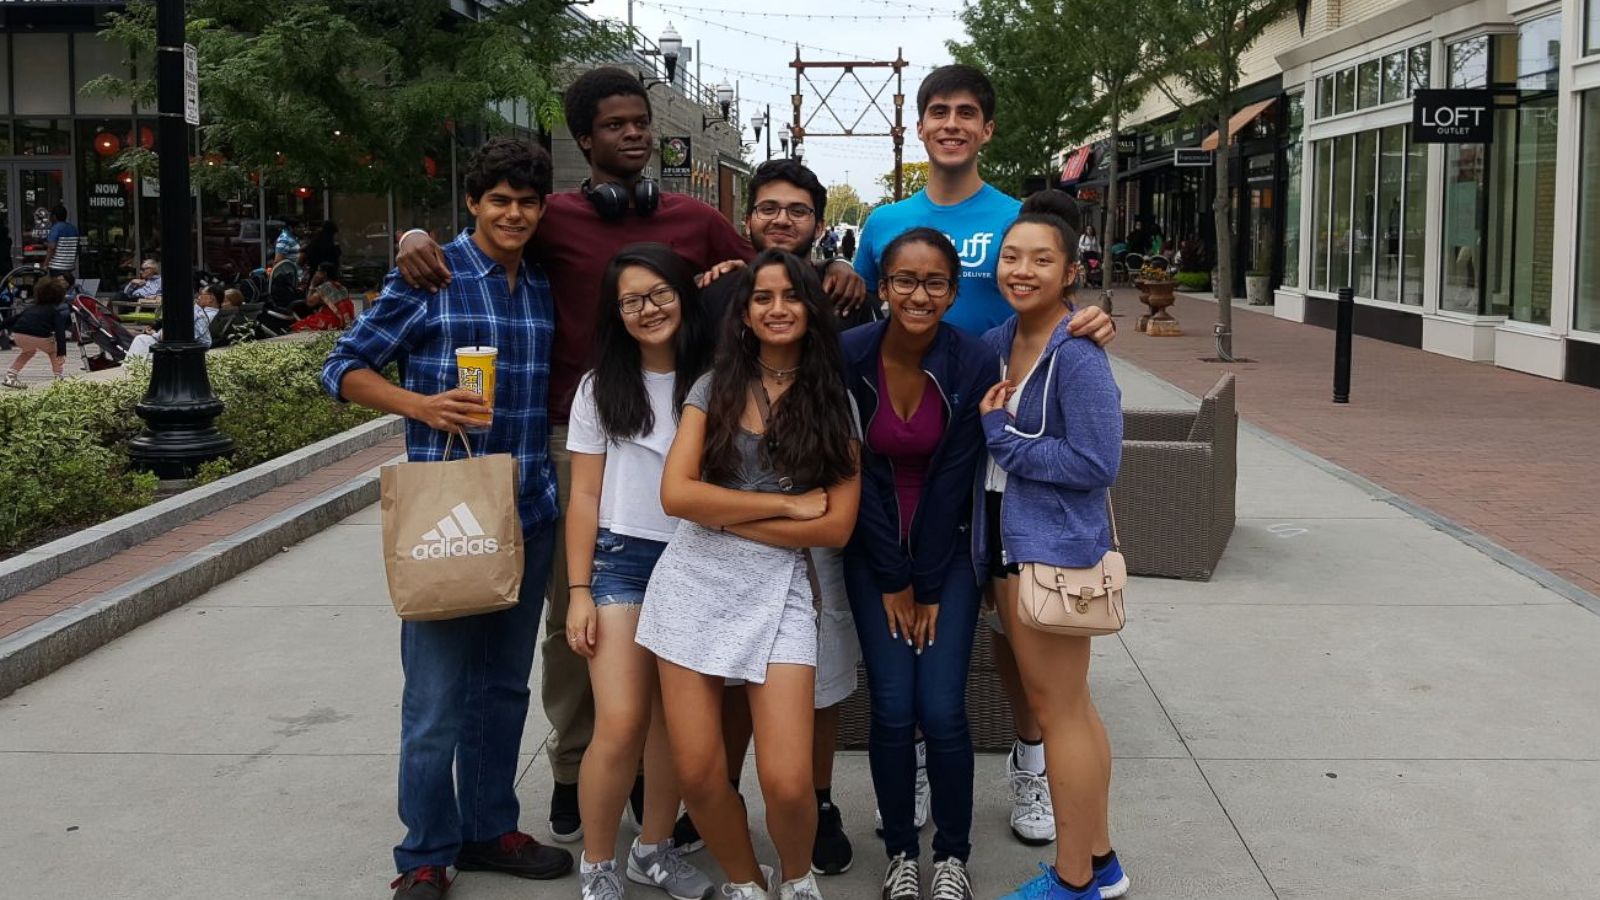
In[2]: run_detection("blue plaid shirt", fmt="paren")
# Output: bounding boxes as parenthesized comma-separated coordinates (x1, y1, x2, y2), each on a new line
(322, 230, 558, 535)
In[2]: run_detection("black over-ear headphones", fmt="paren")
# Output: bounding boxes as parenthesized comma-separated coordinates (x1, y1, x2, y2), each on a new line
(582, 178, 661, 221)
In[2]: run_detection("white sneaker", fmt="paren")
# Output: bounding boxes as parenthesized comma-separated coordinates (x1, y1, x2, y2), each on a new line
(777, 871, 824, 900)
(912, 760, 931, 829)
(1006, 752, 1056, 845)
(722, 864, 775, 900)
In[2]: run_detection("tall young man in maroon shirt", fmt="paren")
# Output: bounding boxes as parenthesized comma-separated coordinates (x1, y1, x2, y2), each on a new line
(396, 66, 866, 846)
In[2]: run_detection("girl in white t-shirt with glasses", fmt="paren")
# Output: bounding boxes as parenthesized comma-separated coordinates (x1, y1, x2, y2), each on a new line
(564, 243, 718, 900)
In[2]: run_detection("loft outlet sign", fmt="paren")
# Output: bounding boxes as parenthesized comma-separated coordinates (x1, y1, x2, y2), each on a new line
(1413, 89, 1494, 143)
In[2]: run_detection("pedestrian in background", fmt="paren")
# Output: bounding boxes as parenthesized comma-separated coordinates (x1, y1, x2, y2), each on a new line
(2, 275, 70, 388)
(46, 204, 80, 279)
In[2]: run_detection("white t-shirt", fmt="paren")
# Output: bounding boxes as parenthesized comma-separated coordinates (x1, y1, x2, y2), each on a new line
(565, 369, 681, 543)
(984, 356, 1041, 494)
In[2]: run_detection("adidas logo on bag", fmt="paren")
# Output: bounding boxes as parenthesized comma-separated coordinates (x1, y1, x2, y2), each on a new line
(411, 502, 501, 560)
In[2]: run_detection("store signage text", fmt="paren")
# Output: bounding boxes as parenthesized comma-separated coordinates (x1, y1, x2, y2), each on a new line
(1173, 148, 1213, 167)
(88, 182, 127, 209)
(1413, 89, 1494, 143)
(660, 136, 692, 178)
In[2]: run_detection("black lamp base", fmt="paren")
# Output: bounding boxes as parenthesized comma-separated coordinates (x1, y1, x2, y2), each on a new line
(127, 341, 233, 479)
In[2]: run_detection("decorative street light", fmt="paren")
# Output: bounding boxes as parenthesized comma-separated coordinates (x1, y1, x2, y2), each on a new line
(128, 0, 231, 477)
(751, 107, 773, 161)
(716, 84, 735, 120)
(658, 24, 682, 81)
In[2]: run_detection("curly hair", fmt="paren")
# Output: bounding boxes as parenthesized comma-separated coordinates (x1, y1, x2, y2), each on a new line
(701, 250, 857, 490)
(591, 243, 711, 441)
(463, 137, 553, 203)
(564, 66, 652, 157)
(34, 276, 66, 306)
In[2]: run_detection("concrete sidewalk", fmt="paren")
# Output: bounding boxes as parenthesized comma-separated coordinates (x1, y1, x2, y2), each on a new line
(2, 359, 1598, 899)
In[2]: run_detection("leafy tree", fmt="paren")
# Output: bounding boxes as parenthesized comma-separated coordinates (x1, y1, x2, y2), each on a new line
(85, 0, 625, 197)
(1141, 0, 1296, 358)
(947, 0, 1096, 196)
(877, 161, 929, 204)
(825, 183, 869, 227)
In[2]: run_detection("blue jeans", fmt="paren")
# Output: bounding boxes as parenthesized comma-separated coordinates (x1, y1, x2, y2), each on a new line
(844, 549, 981, 863)
(394, 526, 554, 872)
(590, 528, 668, 606)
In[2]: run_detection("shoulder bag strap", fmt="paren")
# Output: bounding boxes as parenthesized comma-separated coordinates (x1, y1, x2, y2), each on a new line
(749, 381, 825, 610)
(1106, 494, 1121, 552)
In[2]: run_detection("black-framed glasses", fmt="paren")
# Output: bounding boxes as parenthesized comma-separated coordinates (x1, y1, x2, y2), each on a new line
(618, 284, 679, 315)
(752, 201, 815, 221)
(886, 273, 955, 299)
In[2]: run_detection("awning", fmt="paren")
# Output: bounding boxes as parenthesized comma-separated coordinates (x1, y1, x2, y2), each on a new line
(1199, 97, 1277, 151)
(1058, 146, 1094, 185)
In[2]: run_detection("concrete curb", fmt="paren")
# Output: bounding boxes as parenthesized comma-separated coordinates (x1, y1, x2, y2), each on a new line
(0, 415, 402, 603)
(1110, 355, 1600, 618)
(0, 468, 387, 699)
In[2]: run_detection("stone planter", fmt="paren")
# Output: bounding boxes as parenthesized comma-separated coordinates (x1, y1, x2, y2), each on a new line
(1140, 280, 1181, 336)
(1246, 274, 1273, 305)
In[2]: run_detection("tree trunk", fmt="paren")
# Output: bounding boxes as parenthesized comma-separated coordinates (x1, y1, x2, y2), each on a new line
(1212, 108, 1234, 358)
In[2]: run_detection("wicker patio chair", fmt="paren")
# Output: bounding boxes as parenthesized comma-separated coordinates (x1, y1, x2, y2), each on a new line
(1111, 373, 1237, 580)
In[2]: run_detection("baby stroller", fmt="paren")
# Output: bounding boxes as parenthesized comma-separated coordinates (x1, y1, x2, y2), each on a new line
(256, 259, 303, 336)
(1082, 250, 1104, 289)
(0, 265, 48, 350)
(70, 294, 135, 371)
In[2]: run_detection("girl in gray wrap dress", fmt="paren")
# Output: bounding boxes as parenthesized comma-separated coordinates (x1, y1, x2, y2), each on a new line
(636, 250, 860, 900)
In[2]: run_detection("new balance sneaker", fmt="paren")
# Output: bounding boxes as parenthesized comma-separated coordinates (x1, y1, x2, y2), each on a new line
(1005, 753, 1055, 845)
(881, 853, 921, 900)
(998, 864, 1099, 900)
(628, 838, 716, 900)
(722, 864, 775, 900)
(928, 858, 973, 900)
(550, 780, 583, 843)
(673, 810, 706, 855)
(455, 831, 573, 880)
(778, 871, 825, 900)
(390, 865, 450, 900)
(810, 801, 853, 875)
(1094, 852, 1130, 899)
(581, 858, 627, 900)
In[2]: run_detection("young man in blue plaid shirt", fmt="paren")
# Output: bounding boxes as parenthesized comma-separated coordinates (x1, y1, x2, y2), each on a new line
(322, 138, 571, 900)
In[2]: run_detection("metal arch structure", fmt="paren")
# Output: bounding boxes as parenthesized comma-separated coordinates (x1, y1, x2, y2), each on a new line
(789, 47, 909, 200)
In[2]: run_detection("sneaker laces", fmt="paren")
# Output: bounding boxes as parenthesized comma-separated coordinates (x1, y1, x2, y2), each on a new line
(884, 854, 920, 898)
(390, 866, 447, 890)
(584, 864, 626, 900)
(930, 859, 971, 900)
(655, 844, 703, 883)
(783, 875, 825, 900)
(1009, 770, 1051, 821)
(722, 882, 765, 900)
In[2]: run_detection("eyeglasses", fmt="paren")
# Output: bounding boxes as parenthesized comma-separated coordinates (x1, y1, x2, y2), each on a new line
(886, 273, 955, 299)
(752, 202, 815, 221)
(618, 284, 679, 315)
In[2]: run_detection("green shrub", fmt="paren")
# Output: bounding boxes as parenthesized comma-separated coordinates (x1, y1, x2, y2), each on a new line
(0, 335, 381, 552)
(1175, 271, 1212, 291)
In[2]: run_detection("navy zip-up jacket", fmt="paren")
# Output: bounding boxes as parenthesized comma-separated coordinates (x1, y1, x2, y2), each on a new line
(842, 320, 998, 605)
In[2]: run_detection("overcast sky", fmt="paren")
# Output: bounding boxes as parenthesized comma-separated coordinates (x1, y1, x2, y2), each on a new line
(584, 0, 969, 206)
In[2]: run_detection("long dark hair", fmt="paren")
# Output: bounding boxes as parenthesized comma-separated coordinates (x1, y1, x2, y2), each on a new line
(591, 243, 710, 441)
(702, 250, 856, 489)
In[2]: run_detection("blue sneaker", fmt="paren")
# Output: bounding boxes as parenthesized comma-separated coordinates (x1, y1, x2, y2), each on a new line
(1095, 852, 1130, 898)
(999, 864, 1101, 900)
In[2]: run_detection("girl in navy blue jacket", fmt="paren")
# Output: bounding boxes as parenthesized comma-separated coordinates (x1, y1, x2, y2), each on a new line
(841, 228, 996, 900)
(979, 192, 1127, 900)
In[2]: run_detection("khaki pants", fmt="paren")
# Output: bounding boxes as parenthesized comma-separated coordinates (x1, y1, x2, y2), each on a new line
(539, 425, 594, 784)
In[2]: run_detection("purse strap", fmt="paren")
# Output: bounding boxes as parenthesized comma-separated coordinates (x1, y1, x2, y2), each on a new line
(442, 428, 476, 460)
(750, 381, 825, 608)
(1106, 495, 1121, 552)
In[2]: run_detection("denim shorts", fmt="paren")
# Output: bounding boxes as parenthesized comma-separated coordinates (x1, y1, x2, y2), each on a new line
(591, 528, 669, 607)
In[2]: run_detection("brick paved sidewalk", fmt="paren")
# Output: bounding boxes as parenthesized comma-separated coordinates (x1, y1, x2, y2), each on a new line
(1103, 288, 1600, 597)
(0, 436, 404, 640)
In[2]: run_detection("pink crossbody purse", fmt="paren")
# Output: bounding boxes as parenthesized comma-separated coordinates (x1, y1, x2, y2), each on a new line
(1015, 498, 1127, 637)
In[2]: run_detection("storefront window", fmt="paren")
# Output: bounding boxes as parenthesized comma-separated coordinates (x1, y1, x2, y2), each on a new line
(1401, 131, 1426, 305)
(200, 186, 266, 279)
(1519, 15, 1562, 90)
(1589, 0, 1600, 56)
(0, 35, 10, 115)
(1509, 97, 1557, 325)
(1312, 140, 1332, 291)
(1441, 143, 1485, 313)
(1283, 96, 1303, 288)
(1316, 76, 1334, 119)
(1335, 68, 1356, 114)
(1374, 126, 1403, 303)
(330, 192, 391, 290)
(15, 120, 72, 156)
(1352, 130, 1377, 297)
(1408, 45, 1432, 94)
(74, 33, 135, 116)
(76, 120, 137, 287)
(1576, 92, 1600, 331)
(1448, 36, 1490, 89)
(1356, 61, 1380, 109)
(1331, 135, 1353, 290)
(1381, 53, 1406, 104)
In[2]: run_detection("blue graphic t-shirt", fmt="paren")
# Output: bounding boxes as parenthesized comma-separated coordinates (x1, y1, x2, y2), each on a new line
(853, 184, 1021, 336)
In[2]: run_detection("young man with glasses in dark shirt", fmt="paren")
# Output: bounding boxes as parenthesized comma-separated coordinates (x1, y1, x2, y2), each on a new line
(394, 67, 866, 849)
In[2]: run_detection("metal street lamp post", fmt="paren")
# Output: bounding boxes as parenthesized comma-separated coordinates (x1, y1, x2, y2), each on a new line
(128, 0, 232, 477)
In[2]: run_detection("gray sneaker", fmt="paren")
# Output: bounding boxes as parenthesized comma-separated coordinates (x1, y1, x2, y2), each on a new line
(928, 858, 972, 900)
(628, 838, 716, 900)
(581, 859, 627, 900)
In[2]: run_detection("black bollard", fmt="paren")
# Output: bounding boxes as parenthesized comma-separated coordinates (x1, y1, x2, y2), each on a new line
(1333, 286, 1354, 404)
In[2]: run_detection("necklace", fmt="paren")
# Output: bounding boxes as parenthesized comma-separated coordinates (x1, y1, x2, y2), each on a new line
(758, 357, 800, 383)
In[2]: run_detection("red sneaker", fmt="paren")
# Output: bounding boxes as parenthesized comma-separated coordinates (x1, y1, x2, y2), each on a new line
(390, 865, 450, 899)
(456, 830, 573, 880)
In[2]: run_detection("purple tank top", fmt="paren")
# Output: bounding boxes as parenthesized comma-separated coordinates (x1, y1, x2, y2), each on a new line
(867, 358, 947, 542)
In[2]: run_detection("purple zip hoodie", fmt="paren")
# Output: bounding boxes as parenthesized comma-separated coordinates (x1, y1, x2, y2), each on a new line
(973, 315, 1122, 569)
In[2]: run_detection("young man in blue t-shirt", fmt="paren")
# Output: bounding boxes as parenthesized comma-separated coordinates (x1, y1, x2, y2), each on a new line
(851, 63, 1120, 892)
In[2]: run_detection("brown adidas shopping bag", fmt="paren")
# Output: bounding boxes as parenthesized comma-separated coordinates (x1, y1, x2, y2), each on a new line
(379, 431, 524, 621)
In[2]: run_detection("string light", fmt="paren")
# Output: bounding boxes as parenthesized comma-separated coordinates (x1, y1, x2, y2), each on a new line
(641, 0, 956, 22)
(631, 2, 936, 70)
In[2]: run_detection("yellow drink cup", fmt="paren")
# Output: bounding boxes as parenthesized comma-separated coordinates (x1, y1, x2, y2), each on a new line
(454, 346, 497, 433)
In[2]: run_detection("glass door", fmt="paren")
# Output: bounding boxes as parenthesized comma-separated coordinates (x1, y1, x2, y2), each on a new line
(7, 162, 73, 272)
